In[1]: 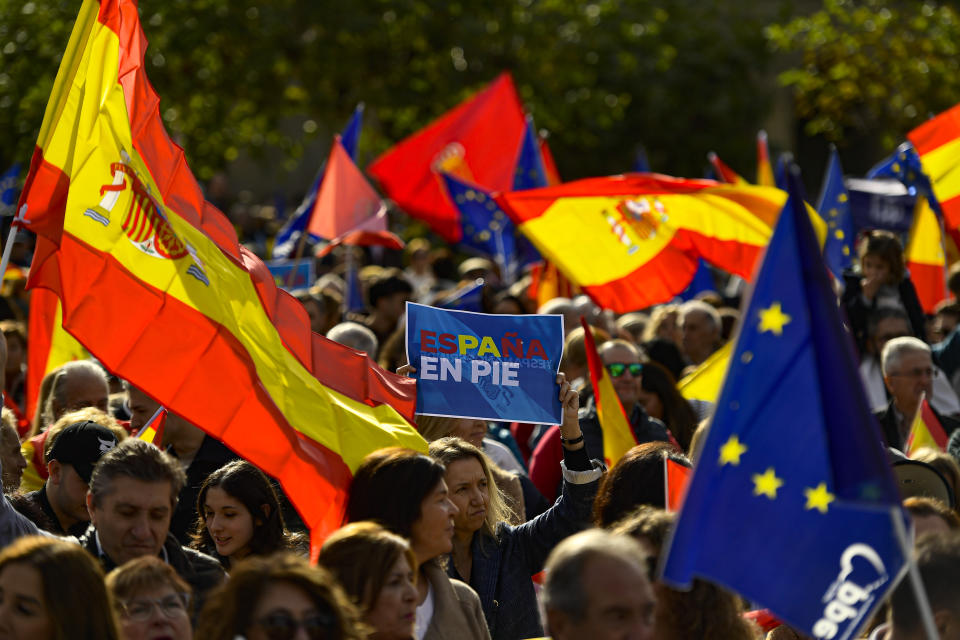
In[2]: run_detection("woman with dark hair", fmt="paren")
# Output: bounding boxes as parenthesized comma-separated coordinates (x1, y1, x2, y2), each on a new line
(636, 361, 699, 451)
(0, 536, 121, 640)
(106, 556, 192, 640)
(593, 441, 691, 528)
(319, 521, 418, 640)
(192, 460, 306, 568)
(429, 383, 603, 640)
(612, 506, 760, 640)
(195, 553, 366, 640)
(346, 447, 490, 640)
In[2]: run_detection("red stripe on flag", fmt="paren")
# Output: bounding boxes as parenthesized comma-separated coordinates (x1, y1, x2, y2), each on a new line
(907, 261, 947, 315)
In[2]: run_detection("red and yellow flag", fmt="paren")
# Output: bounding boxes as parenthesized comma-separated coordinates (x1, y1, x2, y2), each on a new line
(909, 104, 960, 231)
(708, 152, 748, 185)
(905, 392, 949, 456)
(496, 174, 787, 312)
(26, 288, 88, 422)
(664, 457, 692, 512)
(905, 195, 948, 314)
(756, 130, 775, 188)
(368, 73, 526, 242)
(136, 406, 167, 448)
(18, 0, 426, 555)
(581, 318, 636, 466)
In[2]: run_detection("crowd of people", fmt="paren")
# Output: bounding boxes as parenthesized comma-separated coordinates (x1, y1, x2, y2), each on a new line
(0, 218, 956, 640)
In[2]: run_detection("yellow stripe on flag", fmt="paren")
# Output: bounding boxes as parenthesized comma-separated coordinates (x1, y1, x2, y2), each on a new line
(679, 342, 731, 404)
(596, 370, 637, 467)
(905, 196, 946, 268)
(918, 136, 960, 205)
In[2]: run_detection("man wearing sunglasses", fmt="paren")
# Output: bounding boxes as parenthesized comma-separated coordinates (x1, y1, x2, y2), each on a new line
(530, 339, 669, 501)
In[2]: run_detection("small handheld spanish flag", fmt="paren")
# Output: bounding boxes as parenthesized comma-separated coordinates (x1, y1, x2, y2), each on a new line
(136, 406, 167, 448)
(905, 392, 948, 456)
(581, 317, 637, 467)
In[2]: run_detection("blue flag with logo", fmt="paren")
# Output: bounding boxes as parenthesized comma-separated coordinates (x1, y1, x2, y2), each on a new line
(274, 105, 364, 258)
(661, 169, 909, 640)
(406, 302, 563, 424)
(513, 117, 549, 191)
(0, 163, 20, 217)
(265, 258, 315, 291)
(818, 147, 855, 280)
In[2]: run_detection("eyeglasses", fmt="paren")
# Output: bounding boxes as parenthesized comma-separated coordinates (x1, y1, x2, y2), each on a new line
(253, 611, 337, 640)
(606, 362, 643, 378)
(117, 593, 189, 621)
(888, 367, 939, 379)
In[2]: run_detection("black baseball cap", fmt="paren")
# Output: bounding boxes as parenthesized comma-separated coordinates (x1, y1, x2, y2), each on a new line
(47, 421, 119, 483)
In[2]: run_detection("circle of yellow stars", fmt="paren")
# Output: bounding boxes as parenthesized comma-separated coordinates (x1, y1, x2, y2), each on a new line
(711, 300, 837, 513)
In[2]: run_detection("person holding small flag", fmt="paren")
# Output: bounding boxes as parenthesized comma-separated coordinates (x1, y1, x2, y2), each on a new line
(877, 337, 960, 449)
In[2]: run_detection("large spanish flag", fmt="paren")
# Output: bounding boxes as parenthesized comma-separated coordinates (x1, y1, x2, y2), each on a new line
(904, 195, 948, 313)
(367, 73, 526, 242)
(18, 0, 426, 554)
(908, 104, 960, 231)
(496, 174, 787, 312)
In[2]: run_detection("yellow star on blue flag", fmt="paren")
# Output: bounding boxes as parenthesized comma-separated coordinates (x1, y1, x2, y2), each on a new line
(662, 166, 909, 640)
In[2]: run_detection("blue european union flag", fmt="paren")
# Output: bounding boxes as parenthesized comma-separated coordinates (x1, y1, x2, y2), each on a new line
(274, 105, 364, 258)
(678, 259, 715, 301)
(0, 163, 20, 217)
(513, 117, 548, 191)
(818, 147, 855, 280)
(438, 279, 485, 312)
(662, 169, 909, 640)
(633, 146, 651, 173)
(867, 141, 942, 215)
(440, 172, 517, 279)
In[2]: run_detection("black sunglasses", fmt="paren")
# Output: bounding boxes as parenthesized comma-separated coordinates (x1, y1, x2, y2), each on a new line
(606, 362, 643, 378)
(253, 610, 337, 640)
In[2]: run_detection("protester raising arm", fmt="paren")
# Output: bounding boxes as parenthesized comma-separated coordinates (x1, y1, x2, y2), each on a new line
(429, 374, 604, 640)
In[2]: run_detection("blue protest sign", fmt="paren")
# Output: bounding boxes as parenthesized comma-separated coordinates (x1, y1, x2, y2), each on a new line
(406, 302, 563, 425)
(265, 258, 314, 291)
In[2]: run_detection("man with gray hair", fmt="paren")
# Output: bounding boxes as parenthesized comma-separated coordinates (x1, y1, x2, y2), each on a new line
(877, 336, 960, 449)
(542, 528, 656, 640)
(326, 321, 379, 359)
(678, 300, 722, 366)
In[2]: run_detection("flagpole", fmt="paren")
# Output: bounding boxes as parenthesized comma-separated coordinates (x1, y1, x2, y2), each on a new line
(343, 245, 356, 321)
(889, 506, 939, 640)
(0, 212, 23, 284)
(285, 230, 311, 289)
(134, 405, 165, 439)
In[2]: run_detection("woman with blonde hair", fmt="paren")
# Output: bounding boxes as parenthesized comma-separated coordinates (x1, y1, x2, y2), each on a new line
(319, 521, 418, 640)
(415, 414, 526, 523)
(427, 374, 603, 640)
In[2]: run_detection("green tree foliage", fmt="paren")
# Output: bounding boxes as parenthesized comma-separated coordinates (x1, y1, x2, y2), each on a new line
(767, 0, 960, 151)
(1, 0, 776, 185)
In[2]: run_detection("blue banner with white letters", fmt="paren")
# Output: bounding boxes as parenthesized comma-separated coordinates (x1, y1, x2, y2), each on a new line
(406, 302, 563, 425)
